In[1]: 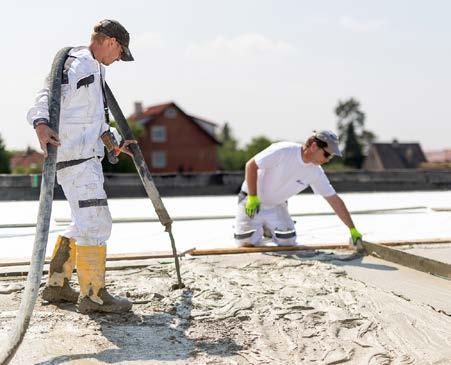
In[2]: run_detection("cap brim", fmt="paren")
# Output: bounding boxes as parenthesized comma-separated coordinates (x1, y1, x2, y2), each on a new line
(328, 144, 342, 157)
(121, 46, 134, 61)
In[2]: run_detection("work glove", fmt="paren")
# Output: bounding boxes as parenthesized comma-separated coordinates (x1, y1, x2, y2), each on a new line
(349, 227, 363, 250)
(245, 195, 261, 218)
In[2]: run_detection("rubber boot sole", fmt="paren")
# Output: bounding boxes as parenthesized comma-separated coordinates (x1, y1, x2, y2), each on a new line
(42, 283, 79, 304)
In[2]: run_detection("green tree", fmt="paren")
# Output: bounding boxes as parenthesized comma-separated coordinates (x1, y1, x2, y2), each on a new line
(217, 122, 247, 171)
(343, 123, 364, 168)
(244, 136, 272, 161)
(335, 98, 376, 168)
(0, 133, 11, 173)
(217, 124, 273, 171)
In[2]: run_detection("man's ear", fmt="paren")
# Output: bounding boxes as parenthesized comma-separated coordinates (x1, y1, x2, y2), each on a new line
(101, 37, 113, 47)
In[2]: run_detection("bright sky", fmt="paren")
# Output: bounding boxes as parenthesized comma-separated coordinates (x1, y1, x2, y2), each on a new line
(1, 1, 450, 152)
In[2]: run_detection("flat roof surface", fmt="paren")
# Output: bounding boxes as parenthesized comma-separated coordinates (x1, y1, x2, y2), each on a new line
(1, 191, 451, 364)
(1, 191, 451, 259)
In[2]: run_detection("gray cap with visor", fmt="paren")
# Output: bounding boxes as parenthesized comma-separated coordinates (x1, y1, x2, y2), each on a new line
(95, 19, 134, 62)
(314, 130, 342, 157)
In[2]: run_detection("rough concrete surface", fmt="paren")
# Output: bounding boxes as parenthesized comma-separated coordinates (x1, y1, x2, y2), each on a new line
(1, 252, 450, 364)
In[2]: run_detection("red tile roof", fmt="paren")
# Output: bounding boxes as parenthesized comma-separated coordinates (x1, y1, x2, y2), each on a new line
(425, 149, 451, 163)
(127, 102, 219, 144)
(10, 149, 44, 169)
(129, 102, 172, 121)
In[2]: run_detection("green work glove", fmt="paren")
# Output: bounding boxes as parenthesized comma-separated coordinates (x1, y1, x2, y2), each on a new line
(350, 227, 363, 247)
(245, 195, 261, 218)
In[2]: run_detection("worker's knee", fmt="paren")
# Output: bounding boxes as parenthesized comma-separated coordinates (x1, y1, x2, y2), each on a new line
(274, 229, 297, 246)
(234, 229, 262, 247)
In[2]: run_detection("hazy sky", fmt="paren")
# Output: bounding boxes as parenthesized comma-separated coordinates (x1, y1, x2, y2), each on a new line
(1, 1, 450, 152)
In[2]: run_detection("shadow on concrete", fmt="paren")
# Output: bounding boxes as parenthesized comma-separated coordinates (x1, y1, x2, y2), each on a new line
(36, 289, 242, 364)
(267, 250, 398, 272)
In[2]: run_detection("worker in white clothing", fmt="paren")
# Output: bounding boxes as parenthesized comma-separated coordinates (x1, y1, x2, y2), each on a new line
(234, 130, 363, 247)
(27, 20, 137, 314)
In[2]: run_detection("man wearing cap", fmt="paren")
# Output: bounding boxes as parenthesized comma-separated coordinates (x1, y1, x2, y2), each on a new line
(234, 130, 363, 247)
(27, 20, 136, 314)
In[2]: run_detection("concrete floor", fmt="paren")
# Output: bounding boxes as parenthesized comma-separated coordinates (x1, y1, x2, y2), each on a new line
(1, 190, 451, 360)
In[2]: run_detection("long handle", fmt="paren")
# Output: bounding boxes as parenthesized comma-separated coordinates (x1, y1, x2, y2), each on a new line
(104, 83, 183, 289)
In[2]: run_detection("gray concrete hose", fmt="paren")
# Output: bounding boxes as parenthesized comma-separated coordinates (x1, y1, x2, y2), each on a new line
(0, 46, 72, 365)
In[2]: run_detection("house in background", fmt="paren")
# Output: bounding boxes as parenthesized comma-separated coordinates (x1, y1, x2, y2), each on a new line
(425, 149, 451, 163)
(362, 141, 426, 170)
(10, 147, 44, 173)
(128, 102, 220, 173)
(423, 149, 451, 169)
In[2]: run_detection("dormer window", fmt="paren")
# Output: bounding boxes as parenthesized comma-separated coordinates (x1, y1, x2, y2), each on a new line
(164, 107, 177, 119)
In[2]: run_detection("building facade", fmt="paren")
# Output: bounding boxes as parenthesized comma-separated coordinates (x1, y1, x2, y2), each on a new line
(128, 102, 219, 173)
(10, 147, 44, 173)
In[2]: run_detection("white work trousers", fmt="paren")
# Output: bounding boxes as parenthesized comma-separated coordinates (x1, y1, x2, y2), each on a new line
(57, 157, 112, 246)
(234, 195, 297, 247)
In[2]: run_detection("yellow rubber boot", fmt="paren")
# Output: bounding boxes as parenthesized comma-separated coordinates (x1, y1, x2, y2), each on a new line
(77, 245, 132, 314)
(42, 235, 79, 303)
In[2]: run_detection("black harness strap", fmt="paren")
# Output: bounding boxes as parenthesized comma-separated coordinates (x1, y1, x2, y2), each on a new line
(99, 72, 110, 126)
(56, 157, 94, 171)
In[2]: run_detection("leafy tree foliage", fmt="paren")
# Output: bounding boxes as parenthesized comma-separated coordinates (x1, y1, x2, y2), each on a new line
(217, 123, 272, 171)
(244, 136, 272, 161)
(0, 134, 11, 173)
(342, 122, 364, 168)
(217, 123, 246, 170)
(335, 98, 376, 168)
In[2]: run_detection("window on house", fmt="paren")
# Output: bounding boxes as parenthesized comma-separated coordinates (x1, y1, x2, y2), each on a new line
(151, 125, 166, 142)
(164, 107, 177, 119)
(152, 151, 167, 168)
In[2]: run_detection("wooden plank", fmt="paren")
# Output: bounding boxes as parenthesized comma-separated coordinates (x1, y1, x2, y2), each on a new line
(2, 239, 448, 267)
(189, 239, 451, 256)
(0, 249, 194, 268)
(190, 244, 349, 256)
(362, 241, 451, 279)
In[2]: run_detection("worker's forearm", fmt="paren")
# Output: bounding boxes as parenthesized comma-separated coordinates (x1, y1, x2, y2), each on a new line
(336, 207, 355, 229)
(245, 159, 258, 196)
(327, 195, 355, 229)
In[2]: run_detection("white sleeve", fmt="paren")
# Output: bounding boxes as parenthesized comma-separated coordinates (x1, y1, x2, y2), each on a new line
(310, 169, 336, 197)
(26, 76, 50, 126)
(254, 144, 286, 169)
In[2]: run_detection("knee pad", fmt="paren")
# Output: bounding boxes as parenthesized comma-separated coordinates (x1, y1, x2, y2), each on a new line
(234, 229, 261, 247)
(274, 229, 297, 246)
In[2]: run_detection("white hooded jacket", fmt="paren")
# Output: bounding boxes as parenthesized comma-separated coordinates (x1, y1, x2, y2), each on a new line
(27, 47, 115, 163)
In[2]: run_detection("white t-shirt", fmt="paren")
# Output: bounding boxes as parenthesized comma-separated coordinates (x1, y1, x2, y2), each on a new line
(241, 142, 336, 208)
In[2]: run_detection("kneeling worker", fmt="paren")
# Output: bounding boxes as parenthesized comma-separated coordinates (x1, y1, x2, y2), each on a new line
(234, 130, 362, 247)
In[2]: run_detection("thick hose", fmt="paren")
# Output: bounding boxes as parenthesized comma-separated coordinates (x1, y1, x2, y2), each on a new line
(104, 83, 184, 289)
(0, 47, 71, 365)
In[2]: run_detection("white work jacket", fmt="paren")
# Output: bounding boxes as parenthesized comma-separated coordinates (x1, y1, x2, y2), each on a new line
(27, 47, 111, 163)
